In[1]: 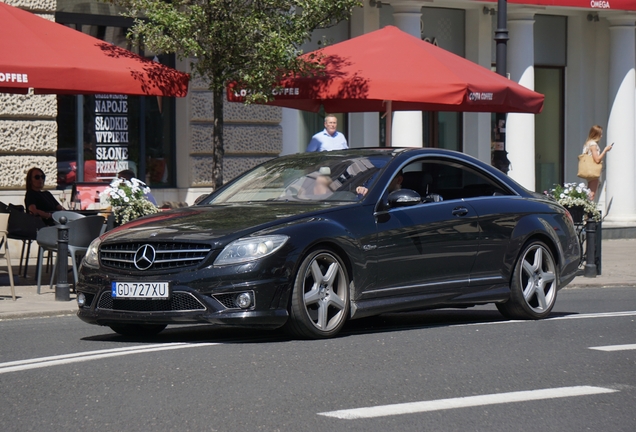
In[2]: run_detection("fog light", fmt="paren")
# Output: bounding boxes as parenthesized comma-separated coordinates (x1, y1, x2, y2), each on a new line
(235, 292, 252, 309)
(77, 293, 86, 307)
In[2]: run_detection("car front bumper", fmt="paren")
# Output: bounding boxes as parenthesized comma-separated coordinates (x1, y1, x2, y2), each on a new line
(76, 264, 293, 329)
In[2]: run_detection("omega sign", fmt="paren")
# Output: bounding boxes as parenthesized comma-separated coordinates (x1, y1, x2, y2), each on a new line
(590, 1, 611, 8)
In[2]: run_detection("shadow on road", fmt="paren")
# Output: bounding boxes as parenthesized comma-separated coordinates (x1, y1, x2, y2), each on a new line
(80, 306, 581, 344)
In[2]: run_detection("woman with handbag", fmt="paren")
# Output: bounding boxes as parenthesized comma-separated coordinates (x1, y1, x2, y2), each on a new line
(579, 125, 613, 200)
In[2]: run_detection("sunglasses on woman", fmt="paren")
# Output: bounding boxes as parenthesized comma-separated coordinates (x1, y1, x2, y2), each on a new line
(33, 174, 46, 180)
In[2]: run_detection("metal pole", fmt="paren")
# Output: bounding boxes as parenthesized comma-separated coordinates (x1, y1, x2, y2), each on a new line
(584, 219, 597, 277)
(55, 216, 70, 301)
(139, 96, 147, 181)
(76, 95, 84, 182)
(492, 0, 511, 174)
(595, 217, 602, 275)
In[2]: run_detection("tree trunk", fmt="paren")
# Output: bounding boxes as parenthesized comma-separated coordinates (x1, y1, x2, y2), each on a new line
(212, 87, 224, 190)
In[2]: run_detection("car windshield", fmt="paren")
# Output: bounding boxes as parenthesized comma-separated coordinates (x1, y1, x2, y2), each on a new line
(204, 151, 391, 204)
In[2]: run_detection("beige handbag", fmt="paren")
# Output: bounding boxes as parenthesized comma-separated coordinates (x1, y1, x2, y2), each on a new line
(577, 153, 602, 180)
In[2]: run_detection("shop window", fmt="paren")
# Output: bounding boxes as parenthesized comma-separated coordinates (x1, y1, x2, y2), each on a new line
(57, 86, 175, 189)
(55, 18, 177, 190)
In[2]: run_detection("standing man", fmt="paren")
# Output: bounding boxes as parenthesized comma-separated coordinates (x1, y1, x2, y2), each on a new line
(306, 114, 348, 152)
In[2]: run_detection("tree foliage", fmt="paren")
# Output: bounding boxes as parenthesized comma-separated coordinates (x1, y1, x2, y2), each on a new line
(109, 0, 361, 188)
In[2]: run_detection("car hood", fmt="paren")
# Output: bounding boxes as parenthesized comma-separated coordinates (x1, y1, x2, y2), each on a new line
(101, 203, 342, 245)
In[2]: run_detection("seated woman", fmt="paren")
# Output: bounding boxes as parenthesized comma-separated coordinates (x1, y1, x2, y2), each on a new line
(25, 167, 63, 226)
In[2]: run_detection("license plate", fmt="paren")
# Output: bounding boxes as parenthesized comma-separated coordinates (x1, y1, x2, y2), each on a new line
(112, 282, 170, 299)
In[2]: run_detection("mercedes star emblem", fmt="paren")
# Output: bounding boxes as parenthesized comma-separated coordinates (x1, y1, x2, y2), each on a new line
(134, 244, 156, 270)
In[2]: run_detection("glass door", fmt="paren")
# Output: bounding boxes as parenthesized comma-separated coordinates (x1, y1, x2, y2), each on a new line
(534, 67, 564, 193)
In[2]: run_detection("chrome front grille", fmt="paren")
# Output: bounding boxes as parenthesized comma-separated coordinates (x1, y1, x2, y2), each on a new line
(100, 242, 212, 271)
(97, 291, 206, 312)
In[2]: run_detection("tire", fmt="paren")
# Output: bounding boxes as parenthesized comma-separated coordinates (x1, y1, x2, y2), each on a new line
(285, 248, 350, 339)
(497, 240, 558, 320)
(109, 324, 167, 337)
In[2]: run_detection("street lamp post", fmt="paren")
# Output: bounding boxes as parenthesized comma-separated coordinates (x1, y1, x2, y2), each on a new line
(492, 0, 511, 174)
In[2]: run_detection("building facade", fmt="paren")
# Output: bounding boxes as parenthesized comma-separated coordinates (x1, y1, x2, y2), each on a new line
(1, 0, 635, 232)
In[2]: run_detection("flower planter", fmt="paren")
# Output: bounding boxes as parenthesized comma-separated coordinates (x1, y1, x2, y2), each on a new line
(549, 183, 601, 223)
(566, 205, 585, 224)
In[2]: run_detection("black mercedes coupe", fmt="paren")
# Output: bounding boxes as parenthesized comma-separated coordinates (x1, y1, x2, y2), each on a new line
(76, 148, 581, 339)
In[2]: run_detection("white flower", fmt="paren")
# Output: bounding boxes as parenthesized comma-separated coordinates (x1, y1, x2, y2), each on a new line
(548, 182, 601, 222)
(101, 176, 158, 225)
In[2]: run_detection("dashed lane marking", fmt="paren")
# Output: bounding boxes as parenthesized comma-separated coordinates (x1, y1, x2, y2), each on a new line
(0, 342, 219, 374)
(318, 386, 618, 420)
(589, 343, 636, 351)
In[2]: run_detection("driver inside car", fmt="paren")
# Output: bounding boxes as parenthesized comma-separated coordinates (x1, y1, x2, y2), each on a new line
(356, 171, 403, 197)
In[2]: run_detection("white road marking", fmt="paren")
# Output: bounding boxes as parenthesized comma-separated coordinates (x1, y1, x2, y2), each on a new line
(318, 386, 618, 420)
(2, 311, 633, 374)
(461, 310, 636, 328)
(0, 342, 219, 374)
(589, 344, 636, 352)
(548, 311, 636, 320)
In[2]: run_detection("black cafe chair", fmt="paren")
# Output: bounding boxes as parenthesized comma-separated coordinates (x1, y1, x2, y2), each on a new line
(52, 210, 85, 224)
(36, 215, 105, 294)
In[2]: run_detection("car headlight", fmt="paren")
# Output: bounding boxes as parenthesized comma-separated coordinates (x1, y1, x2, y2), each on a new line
(214, 235, 289, 266)
(83, 237, 102, 268)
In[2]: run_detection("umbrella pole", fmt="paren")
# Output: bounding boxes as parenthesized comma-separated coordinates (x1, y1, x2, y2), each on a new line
(385, 100, 392, 147)
(76, 95, 84, 182)
(492, 0, 511, 174)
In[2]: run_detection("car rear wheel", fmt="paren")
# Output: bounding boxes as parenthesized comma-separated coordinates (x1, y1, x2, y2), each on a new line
(497, 240, 558, 320)
(109, 324, 167, 337)
(286, 249, 350, 339)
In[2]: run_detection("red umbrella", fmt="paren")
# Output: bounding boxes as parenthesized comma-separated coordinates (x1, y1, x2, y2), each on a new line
(230, 26, 542, 114)
(228, 26, 543, 145)
(0, 2, 189, 96)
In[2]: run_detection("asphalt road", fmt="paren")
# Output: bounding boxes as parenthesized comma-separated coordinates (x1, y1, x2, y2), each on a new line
(0, 286, 634, 432)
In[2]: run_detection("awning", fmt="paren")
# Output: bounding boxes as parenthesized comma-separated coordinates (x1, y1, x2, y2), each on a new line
(480, 0, 636, 12)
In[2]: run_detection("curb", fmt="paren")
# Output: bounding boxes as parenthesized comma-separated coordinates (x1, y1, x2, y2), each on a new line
(0, 309, 78, 320)
(565, 282, 636, 289)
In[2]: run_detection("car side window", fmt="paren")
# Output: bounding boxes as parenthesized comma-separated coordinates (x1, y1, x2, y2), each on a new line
(400, 159, 511, 201)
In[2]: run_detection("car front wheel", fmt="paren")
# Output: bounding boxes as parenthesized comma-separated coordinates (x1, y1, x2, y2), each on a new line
(497, 240, 558, 320)
(286, 248, 350, 339)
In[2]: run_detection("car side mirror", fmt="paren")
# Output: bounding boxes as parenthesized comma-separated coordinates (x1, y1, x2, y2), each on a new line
(387, 189, 422, 208)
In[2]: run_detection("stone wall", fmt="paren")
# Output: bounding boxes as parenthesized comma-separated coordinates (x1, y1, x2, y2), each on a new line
(0, 0, 58, 191)
(188, 73, 282, 187)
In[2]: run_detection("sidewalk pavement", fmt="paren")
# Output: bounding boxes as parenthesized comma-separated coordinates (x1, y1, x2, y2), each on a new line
(1, 239, 635, 321)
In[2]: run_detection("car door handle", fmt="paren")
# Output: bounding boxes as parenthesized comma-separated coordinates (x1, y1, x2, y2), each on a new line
(452, 207, 469, 217)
